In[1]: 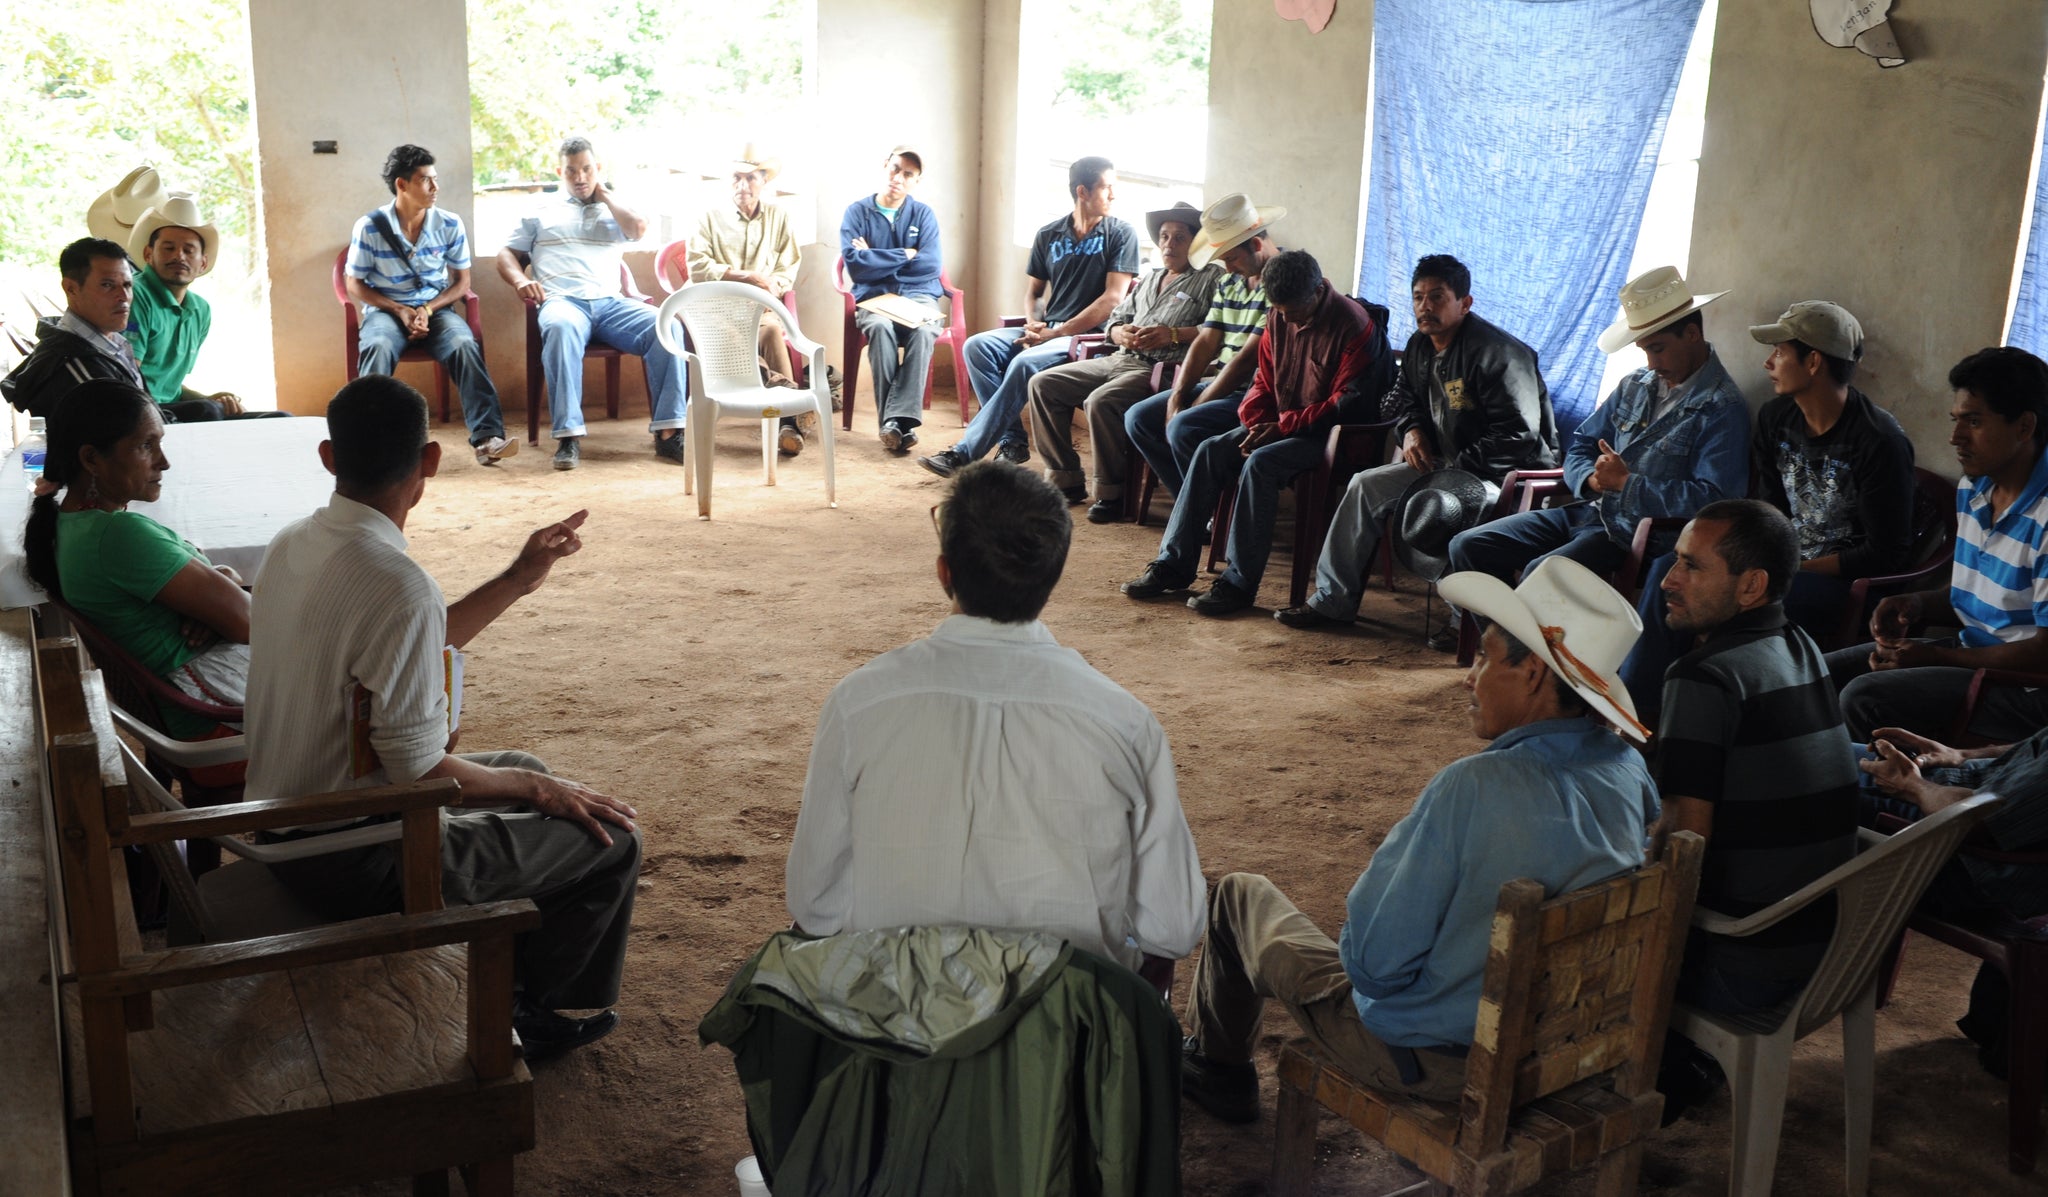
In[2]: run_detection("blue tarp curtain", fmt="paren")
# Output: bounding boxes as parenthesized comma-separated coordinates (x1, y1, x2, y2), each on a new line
(2007, 111, 2048, 359)
(1359, 0, 1705, 433)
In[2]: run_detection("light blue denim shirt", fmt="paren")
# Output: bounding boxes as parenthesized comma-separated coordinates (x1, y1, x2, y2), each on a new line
(1563, 348, 1750, 547)
(1339, 717, 1656, 1048)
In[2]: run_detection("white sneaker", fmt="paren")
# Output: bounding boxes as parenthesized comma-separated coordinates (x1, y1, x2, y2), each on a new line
(475, 435, 518, 466)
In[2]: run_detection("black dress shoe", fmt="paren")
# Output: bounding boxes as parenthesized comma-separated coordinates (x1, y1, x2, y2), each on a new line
(917, 449, 967, 478)
(1086, 499, 1122, 524)
(1121, 562, 1193, 599)
(1060, 485, 1089, 505)
(1188, 579, 1256, 616)
(997, 442, 1031, 465)
(513, 1004, 619, 1062)
(1274, 605, 1343, 630)
(1426, 625, 1461, 653)
(1181, 1037, 1259, 1124)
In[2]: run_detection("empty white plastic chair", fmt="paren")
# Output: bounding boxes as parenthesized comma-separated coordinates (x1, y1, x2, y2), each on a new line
(654, 280, 836, 519)
(1670, 790, 2003, 1196)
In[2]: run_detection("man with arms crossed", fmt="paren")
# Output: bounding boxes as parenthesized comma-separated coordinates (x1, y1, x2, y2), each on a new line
(917, 156, 1137, 477)
(247, 375, 641, 1060)
(840, 146, 945, 453)
(1181, 557, 1655, 1120)
(497, 136, 689, 470)
(347, 144, 513, 465)
(786, 462, 1205, 974)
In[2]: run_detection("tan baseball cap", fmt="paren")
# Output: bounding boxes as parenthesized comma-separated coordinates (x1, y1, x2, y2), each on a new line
(886, 145, 924, 174)
(1749, 301, 1864, 362)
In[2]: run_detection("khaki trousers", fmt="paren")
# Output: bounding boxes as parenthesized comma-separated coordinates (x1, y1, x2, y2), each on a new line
(1024, 353, 1157, 499)
(1187, 872, 1466, 1103)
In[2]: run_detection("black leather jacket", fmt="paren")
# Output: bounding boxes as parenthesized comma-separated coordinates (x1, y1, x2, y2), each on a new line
(1385, 312, 1559, 483)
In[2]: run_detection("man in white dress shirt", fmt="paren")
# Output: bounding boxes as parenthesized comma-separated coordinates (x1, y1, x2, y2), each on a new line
(785, 462, 1207, 970)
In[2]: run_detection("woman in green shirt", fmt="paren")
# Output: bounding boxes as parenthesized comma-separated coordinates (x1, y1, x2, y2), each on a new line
(22, 381, 252, 737)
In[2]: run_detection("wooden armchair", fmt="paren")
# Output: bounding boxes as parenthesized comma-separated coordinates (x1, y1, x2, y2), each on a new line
(1271, 832, 1704, 1196)
(34, 636, 539, 1195)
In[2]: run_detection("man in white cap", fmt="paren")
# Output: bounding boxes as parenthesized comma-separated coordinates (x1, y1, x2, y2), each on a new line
(1123, 193, 1286, 506)
(497, 135, 689, 471)
(347, 144, 511, 463)
(1618, 299, 1914, 725)
(1179, 556, 1656, 1122)
(841, 146, 944, 452)
(689, 143, 807, 456)
(127, 193, 249, 422)
(1025, 200, 1221, 522)
(1438, 266, 1748, 594)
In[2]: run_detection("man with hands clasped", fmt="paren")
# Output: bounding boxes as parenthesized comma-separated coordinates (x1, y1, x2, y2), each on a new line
(1826, 347, 2048, 743)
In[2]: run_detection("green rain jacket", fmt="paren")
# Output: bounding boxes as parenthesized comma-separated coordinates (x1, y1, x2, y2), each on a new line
(698, 927, 1181, 1197)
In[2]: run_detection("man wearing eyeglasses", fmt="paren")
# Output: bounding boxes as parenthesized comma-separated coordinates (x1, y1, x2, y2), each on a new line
(688, 144, 808, 457)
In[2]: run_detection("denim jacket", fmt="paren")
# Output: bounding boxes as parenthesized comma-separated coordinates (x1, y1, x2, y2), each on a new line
(1564, 348, 1749, 547)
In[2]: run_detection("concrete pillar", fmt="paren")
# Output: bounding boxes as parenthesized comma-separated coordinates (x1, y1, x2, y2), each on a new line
(1689, 0, 2048, 466)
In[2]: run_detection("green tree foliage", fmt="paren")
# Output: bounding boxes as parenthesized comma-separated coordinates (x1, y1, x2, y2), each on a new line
(467, 0, 805, 185)
(1050, 0, 1209, 118)
(0, 0, 256, 274)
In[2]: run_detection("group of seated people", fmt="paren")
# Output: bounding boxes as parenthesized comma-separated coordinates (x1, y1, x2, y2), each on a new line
(18, 139, 2048, 1180)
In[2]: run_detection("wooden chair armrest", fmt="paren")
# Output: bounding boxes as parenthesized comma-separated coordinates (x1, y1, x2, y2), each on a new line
(1075, 338, 1118, 361)
(1000, 315, 1027, 328)
(117, 778, 461, 846)
(80, 900, 541, 999)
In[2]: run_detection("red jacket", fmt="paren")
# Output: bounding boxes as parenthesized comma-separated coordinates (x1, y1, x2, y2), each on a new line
(1237, 282, 1377, 437)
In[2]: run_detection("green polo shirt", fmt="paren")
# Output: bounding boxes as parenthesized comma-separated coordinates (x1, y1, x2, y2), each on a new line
(125, 267, 211, 403)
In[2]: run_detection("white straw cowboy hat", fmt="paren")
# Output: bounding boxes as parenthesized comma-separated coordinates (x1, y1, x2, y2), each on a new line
(1439, 557, 1652, 743)
(1188, 193, 1287, 268)
(85, 165, 165, 244)
(127, 193, 219, 278)
(1595, 265, 1727, 355)
(1145, 201, 1205, 246)
(730, 143, 781, 184)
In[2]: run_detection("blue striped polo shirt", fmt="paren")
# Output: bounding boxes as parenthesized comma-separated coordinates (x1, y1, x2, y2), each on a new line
(1201, 271, 1269, 366)
(1952, 449, 2048, 647)
(345, 204, 472, 306)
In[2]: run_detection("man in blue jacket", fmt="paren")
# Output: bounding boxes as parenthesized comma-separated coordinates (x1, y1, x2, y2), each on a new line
(1444, 266, 1749, 588)
(841, 146, 944, 452)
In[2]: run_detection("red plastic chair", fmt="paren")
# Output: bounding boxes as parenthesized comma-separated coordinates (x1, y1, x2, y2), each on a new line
(331, 248, 482, 424)
(1825, 467, 1960, 651)
(518, 260, 654, 445)
(832, 257, 971, 429)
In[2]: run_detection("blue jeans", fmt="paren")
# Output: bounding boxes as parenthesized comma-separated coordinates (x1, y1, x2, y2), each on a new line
(359, 307, 505, 444)
(854, 301, 940, 428)
(1126, 387, 1246, 498)
(1446, 506, 1628, 586)
(536, 295, 687, 439)
(1153, 426, 1326, 595)
(954, 328, 1073, 460)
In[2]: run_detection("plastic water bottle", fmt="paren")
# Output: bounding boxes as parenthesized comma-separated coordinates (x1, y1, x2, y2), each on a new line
(19, 417, 46, 492)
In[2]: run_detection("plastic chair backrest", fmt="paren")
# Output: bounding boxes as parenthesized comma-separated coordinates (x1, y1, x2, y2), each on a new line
(656, 281, 803, 394)
(330, 248, 352, 306)
(1908, 466, 1959, 566)
(1786, 791, 2002, 1038)
(56, 601, 243, 730)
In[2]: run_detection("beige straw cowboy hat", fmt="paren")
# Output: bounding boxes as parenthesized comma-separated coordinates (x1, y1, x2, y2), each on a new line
(1188, 193, 1287, 268)
(85, 165, 165, 244)
(127, 193, 219, 278)
(1595, 266, 1727, 354)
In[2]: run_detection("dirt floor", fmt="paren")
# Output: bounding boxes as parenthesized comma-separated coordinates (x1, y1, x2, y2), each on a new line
(343, 377, 2037, 1196)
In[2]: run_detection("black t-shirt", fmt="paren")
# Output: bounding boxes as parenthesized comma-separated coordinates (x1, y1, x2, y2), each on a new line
(1025, 214, 1139, 328)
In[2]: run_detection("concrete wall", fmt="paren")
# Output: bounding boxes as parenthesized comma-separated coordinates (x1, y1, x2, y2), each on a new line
(1690, 0, 2048, 469)
(975, 0, 1028, 328)
(810, 0, 988, 376)
(1207, 0, 1374, 291)
(248, 0, 478, 416)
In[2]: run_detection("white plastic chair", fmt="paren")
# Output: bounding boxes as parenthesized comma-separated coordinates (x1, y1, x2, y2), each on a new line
(1670, 790, 2003, 1197)
(654, 280, 836, 519)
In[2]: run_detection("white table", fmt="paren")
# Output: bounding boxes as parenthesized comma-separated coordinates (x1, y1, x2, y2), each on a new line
(0, 417, 333, 609)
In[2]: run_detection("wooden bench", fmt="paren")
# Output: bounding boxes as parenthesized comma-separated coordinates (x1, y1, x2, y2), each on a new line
(1271, 831, 1704, 1197)
(30, 631, 542, 1196)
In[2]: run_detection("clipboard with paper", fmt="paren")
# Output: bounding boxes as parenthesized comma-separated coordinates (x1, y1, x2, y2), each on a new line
(856, 293, 948, 329)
